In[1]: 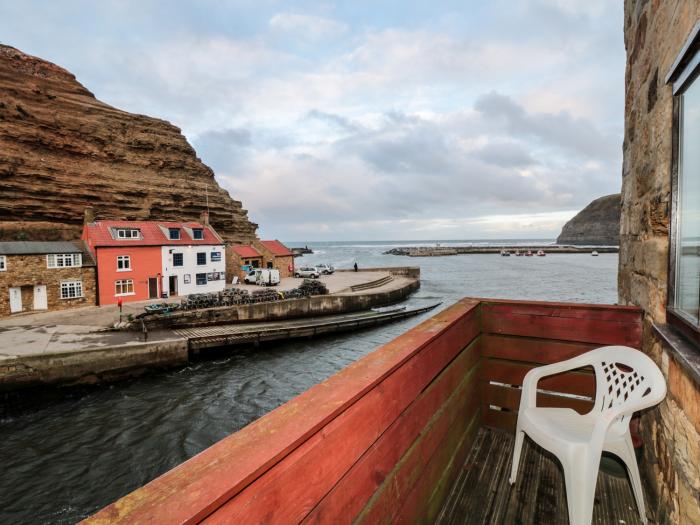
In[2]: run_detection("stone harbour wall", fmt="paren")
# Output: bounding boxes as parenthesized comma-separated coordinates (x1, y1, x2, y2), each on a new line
(0, 254, 96, 316)
(621, 2, 700, 523)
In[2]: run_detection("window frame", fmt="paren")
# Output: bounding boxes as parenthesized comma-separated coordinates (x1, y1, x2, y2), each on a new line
(196, 252, 207, 265)
(116, 228, 140, 239)
(195, 273, 207, 286)
(115, 279, 135, 296)
(117, 255, 131, 272)
(0, 255, 5, 271)
(47, 253, 82, 268)
(169, 228, 181, 240)
(173, 253, 184, 267)
(60, 280, 83, 299)
(667, 21, 700, 344)
(192, 228, 204, 240)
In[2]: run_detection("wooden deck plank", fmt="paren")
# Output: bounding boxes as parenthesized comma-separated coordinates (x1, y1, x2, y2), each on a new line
(437, 427, 646, 525)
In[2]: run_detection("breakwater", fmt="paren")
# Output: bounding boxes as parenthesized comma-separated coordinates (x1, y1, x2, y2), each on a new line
(384, 245, 618, 256)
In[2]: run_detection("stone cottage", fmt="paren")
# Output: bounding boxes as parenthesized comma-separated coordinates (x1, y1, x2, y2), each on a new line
(620, 2, 700, 523)
(0, 241, 96, 316)
(254, 240, 295, 278)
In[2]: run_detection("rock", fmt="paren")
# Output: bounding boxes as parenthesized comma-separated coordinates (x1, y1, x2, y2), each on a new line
(0, 45, 257, 243)
(556, 194, 621, 246)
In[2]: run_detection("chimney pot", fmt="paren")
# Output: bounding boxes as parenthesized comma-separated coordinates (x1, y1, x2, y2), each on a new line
(84, 206, 95, 224)
(200, 210, 210, 226)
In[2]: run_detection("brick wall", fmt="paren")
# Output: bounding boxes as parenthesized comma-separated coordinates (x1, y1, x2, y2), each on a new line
(621, 2, 700, 523)
(0, 254, 97, 316)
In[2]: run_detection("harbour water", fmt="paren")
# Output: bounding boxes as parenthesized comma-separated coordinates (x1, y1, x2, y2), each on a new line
(0, 240, 618, 524)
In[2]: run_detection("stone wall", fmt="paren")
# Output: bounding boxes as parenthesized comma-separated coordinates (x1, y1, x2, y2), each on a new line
(0, 254, 96, 316)
(620, 2, 700, 523)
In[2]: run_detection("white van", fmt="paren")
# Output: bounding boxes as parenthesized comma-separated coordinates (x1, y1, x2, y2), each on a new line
(245, 268, 280, 286)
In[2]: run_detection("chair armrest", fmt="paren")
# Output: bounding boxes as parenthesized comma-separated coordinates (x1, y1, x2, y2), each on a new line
(519, 353, 596, 410)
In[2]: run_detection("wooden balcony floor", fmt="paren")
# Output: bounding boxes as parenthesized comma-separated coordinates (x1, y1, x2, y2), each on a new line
(436, 427, 646, 525)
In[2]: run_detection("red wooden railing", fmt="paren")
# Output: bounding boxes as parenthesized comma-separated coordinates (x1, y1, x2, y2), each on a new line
(84, 298, 642, 524)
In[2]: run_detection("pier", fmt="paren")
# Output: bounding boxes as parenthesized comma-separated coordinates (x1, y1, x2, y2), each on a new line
(385, 245, 618, 256)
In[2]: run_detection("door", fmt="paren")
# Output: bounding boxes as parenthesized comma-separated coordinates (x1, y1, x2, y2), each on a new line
(9, 287, 22, 313)
(148, 278, 158, 299)
(33, 285, 48, 310)
(168, 275, 178, 296)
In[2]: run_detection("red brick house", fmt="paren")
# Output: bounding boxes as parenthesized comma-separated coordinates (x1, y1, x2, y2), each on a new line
(227, 245, 264, 282)
(254, 240, 295, 278)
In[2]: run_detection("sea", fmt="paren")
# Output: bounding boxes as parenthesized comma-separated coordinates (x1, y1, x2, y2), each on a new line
(0, 239, 618, 524)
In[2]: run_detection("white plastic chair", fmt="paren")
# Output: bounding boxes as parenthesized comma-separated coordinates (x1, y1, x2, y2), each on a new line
(509, 345, 666, 525)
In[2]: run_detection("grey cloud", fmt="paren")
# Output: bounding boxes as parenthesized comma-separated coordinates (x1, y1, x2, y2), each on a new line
(474, 142, 537, 168)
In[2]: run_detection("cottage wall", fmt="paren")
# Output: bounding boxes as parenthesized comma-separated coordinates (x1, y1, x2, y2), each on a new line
(0, 254, 96, 316)
(621, 2, 700, 523)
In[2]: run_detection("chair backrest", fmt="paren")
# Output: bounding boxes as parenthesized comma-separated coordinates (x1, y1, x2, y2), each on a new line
(589, 346, 666, 432)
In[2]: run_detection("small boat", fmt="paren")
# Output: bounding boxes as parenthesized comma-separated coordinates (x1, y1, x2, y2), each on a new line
(514, 250, 523, 256)
(536, 250, 546, 257)
(144, 303, 179, 314)
(500, 250, 510, 256)
(371, 305, 407, 314)
(525, 250, 533, 256)
(591, 250, 599, 256)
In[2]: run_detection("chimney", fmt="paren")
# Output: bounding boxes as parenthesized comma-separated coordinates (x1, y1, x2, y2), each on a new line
(84, 206, 95, 224)
(200, 210, 210, 226)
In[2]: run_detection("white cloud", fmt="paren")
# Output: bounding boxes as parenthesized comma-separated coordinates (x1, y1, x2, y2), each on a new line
(269, 12, 347, 41)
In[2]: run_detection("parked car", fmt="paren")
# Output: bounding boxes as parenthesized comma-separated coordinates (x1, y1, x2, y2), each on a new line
(316, 263, 335, 275)
(244, 269, 261, 284)
(244, 268, 281, 286)
(294, 267, 320, 278)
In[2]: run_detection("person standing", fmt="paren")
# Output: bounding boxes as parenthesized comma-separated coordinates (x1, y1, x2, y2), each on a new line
(353, 262, 358, 272)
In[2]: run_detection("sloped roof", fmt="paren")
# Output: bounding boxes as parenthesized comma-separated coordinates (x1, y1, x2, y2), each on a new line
(0, 241, 96, 266)
(260, 240, 293, 257)
(84, 221, 222, 247)
(231, 245, 262, 258)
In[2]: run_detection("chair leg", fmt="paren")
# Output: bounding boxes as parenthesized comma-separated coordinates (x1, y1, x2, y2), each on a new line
(562, 451, 598, 525)
(509, 427, 525, 485)
(616, 437, 648, 524)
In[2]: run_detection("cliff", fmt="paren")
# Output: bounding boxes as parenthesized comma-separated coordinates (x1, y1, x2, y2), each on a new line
(556, 193, 621, 246)
(0, 45, 257, 243)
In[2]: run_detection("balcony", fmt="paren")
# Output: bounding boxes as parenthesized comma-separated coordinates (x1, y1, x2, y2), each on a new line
(85, 298, 658, 524)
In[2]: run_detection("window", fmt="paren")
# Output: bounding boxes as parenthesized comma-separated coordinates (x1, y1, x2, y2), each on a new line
(117, 255, 131, 271)
(244, 259, 250, 265)
(192, 228, 204, 240)
(183, 274, 191, 284)
(0, 255, 5, 271)
(252, 259, 260, 268)
(196, 273, 207, 285)
(169, 228, 180, 240)
(267, 261, 273, 269)
(211, 251, 221, 262)
(197, 252, 206, 265)
(60, 280, 83, 299)
(116, 228, 140, 239)
(668, 24, 700, 342)
(173, 253, 184, 267)
(47, 253, 82, 268)
(115, 279, 134, 296)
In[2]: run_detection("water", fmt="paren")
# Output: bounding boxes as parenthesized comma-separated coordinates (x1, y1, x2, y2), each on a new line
(0, 240, 618, 524)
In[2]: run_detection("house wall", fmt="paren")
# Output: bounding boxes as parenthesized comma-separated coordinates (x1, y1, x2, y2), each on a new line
(226, 246, 263, 282)
(0, 254, 96, 316)
(161, 244, 226, 296)
(94, 246, 162, 305)
(253, 242, 294, 278)
(620, 2, 700, 523)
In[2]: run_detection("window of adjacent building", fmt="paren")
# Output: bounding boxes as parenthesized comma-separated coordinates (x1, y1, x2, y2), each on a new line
(169, 228, 180, 240)
(115, 279, 134, 296)
(173, 253, 184, 267)
(192, 228, 204, 240)
(116, 228, 140, 239)
(47, 253, 82, 268)
(196, 273, 207, 285)
(117, 255, 131, 271)
(211, 251, 221, 262)
(0, 255, 5, 271)
(60, 280, 83, 299)
(197, 252, 206, 265)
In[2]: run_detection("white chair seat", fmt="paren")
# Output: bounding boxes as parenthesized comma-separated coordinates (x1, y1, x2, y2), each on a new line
(509, 345, 666, 525)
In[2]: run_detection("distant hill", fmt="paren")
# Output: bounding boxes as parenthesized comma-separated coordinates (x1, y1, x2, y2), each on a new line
(556, 194, 620, 246)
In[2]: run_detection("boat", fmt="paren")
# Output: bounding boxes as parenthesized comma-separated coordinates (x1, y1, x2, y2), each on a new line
(500, 249, 510, 256)
(514, 250, 523, 256)
(592, 250, 599, 256)
(525, 250, 533, 256)
(371, 305, 407, 313)
(536, 250, 546, 256)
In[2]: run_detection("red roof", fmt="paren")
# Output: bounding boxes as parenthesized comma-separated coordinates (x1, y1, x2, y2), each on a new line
(231, 245, 262, 258)
(260, 240, 293, 257)
(83, 221, 223, 247)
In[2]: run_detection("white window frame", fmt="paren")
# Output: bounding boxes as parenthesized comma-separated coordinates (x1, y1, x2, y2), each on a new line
(116, 229, 140, 239)
(197, 252, 207, 265)
(173, 253, 184, 267)
(169, 228, 181, 240)
(192, 229, 204, 240)
(117, 255, 131, 272)
(47, 253, 82, 268)
(60, 280, 83, 299)
(115, 279, 135, 296)
(0, 255, 5, 271)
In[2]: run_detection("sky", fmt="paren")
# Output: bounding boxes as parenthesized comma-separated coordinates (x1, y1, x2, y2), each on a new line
(0, 0, 626, 241)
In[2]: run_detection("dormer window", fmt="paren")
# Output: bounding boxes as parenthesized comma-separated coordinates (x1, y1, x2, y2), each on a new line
(116, 228, 140, 239)
(169, 228, 181, 240)
(192, 228, 204, 240)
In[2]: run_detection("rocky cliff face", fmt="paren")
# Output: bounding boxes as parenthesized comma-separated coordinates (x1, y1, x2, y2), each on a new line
(556, 193, 621, 245)
(0, 45, 257, 243)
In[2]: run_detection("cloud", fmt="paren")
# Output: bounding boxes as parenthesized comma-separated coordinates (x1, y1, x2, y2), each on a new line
(269, 12, 347, 41)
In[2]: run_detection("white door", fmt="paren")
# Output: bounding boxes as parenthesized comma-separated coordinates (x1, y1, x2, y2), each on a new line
(9, 287, 22, 313)
(33, 285, 48, 310)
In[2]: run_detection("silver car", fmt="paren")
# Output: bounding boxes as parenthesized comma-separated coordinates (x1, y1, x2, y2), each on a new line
(316, 263, 335, 275)
(294, 266, 320, 278)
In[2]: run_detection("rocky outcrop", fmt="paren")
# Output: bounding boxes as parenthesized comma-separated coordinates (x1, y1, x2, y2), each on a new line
(556, 194, 621, 246)
(0, 45, 257, 243)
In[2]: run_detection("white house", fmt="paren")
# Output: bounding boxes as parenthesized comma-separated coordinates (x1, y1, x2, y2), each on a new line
(161, 242, 226, 297)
